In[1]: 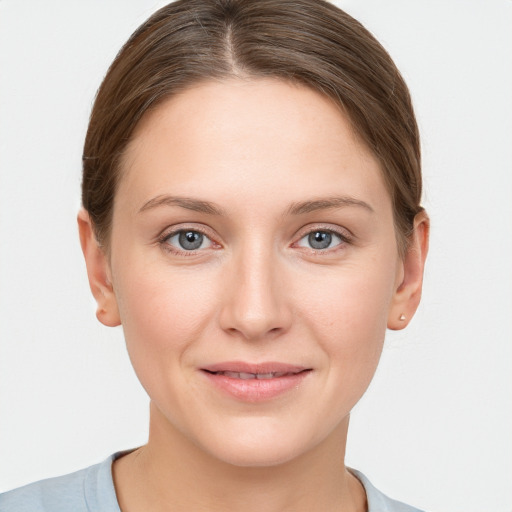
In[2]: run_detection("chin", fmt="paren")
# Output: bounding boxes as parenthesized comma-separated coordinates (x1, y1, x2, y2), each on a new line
(195, 419, 326, 469)
(209, 440, 307, 468)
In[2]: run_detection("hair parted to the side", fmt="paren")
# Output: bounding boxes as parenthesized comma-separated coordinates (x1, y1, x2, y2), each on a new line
(82, 0, 422, 254)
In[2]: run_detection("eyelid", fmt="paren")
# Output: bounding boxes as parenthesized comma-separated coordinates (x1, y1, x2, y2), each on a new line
(294, 223, 353, 241)
(292, 224, 353, 251)
(157, 223, 222, 254)
(155, 222, 353, 255)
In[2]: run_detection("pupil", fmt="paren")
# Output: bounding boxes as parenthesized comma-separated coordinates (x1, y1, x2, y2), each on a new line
(179, 231, 203, 250)
(309, 231, 331, 249)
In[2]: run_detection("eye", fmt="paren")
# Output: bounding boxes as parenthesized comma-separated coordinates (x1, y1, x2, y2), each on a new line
(164, 230, 213, 251)
(296, 230, 344, 251)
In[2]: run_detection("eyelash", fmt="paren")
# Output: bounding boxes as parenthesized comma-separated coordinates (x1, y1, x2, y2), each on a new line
(294, 226, 352, 253)
(157, 226, 219, 256)
(157, 225, 352, 256)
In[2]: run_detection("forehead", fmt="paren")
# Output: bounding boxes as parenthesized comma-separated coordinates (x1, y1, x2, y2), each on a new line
(118, 78, 390, 215)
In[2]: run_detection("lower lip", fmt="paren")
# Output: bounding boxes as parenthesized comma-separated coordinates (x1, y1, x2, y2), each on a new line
(202, 371, 311, 402)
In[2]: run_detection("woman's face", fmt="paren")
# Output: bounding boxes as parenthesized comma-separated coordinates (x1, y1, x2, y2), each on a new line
(85, 79, 422, 467)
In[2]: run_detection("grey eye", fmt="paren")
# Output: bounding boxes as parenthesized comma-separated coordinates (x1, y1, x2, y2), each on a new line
(179, 231, 203, 250)
(166, 230, 212, 251)
(308, 231, 332, 249)
(297, 230, 343, 250)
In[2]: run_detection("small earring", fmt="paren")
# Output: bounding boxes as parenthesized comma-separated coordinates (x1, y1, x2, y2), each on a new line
(399, 314, 406, 321)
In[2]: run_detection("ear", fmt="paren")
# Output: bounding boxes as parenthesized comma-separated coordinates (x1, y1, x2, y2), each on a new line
(77, 208, 121, 327)
(387, 211, 430, 330)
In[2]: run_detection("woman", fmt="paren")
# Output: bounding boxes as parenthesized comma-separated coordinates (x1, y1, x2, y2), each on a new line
(0, 1, 429, 510)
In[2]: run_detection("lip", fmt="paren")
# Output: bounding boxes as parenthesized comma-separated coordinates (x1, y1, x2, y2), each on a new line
(201, 361, 312, 402)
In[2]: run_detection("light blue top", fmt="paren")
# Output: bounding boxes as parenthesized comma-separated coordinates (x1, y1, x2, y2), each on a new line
(0, 453, 424, 512)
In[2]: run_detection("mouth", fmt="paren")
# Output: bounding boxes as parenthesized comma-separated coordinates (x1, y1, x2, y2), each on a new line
(200, 362, 311, 402)
(206, 370, 302, 380)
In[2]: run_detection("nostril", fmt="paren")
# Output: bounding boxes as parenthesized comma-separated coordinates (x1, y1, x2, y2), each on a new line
(217, 280, 292, 340)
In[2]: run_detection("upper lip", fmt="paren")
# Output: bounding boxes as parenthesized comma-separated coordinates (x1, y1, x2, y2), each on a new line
(201, 361, 309, 375)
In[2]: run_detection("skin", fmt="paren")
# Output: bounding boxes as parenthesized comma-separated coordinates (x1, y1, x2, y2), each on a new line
(79, 78, 428, 512)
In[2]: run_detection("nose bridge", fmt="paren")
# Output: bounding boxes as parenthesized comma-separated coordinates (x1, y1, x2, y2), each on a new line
(219, 237, 291, 340)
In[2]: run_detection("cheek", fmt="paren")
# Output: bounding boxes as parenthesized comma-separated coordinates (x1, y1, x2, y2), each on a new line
(294, 258, 396, 386)
(113, 263, 218, 371)
(297, 259, 394, 336)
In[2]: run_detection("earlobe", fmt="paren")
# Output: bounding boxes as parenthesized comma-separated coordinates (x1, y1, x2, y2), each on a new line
(387, 211, 430, 330)
(77, 208, 121, 327)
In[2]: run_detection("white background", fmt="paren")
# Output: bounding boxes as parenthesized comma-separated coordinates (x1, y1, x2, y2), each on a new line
(0, 1, 511, 511)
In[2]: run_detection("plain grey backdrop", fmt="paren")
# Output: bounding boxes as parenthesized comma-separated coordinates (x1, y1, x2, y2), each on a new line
(0, 1, 511, 511)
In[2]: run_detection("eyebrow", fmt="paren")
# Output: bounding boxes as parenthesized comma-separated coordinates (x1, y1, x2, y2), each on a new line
(138, 195, 226, 215)
(138, 194, 374, 217)
(286, 196, 374, 215)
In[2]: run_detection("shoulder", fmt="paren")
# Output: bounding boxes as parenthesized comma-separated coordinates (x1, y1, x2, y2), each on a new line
(0, 466, 92, 512)
(0, 455, 120, 512)
(351, 469, 426, 512)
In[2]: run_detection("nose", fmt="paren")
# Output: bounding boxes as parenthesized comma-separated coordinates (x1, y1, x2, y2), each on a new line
(218, 244, 292, 341)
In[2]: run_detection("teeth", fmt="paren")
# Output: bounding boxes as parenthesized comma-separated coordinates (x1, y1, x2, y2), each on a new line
(256, 372, 274, 379)
(239, 372, 256, 380)
(217, 371, 293, 379)
(222, 371, 244, 379)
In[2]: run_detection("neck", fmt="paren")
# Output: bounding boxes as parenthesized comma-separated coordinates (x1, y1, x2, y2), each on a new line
(113, 402, 366, 512)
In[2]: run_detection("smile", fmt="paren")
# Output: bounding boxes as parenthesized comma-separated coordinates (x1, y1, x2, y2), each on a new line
(201, 362, 311, 402)
(209, 371, 299, 380)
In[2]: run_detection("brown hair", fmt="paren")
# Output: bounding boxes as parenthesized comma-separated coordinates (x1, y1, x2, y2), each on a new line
(82, 0, 422, 252)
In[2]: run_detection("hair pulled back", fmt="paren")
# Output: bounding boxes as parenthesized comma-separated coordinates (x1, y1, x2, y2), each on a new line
(82, 0, 422, 252)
